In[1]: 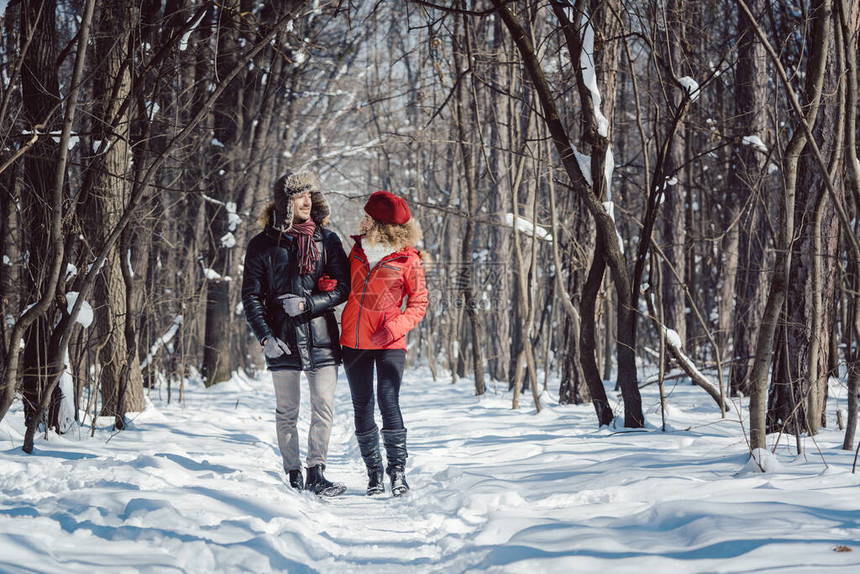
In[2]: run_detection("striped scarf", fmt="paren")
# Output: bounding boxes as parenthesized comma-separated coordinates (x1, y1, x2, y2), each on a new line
(287, 221, 320, 275)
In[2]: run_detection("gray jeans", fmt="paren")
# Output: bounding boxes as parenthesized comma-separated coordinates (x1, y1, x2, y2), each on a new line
(272, 366, 338, 471)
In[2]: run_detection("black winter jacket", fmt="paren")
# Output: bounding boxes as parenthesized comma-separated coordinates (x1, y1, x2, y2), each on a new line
(242, 223, 350, 371)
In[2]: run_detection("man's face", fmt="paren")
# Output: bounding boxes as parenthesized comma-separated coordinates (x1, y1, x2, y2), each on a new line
(292, 192, 313, 223)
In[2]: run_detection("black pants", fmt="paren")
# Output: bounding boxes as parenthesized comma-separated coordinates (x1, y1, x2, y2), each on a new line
(342, 347, 407, 434)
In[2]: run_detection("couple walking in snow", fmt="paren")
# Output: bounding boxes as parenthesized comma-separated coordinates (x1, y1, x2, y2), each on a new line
(241, 171, 428, 497)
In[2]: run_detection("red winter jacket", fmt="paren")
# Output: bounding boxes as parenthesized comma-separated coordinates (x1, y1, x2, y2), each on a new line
(339, 237, 429, 350)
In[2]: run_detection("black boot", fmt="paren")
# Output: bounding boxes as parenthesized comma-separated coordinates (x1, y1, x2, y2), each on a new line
(355, 427, 385, 496)
(381, 428, 409, 496)
(288, 469, 304, 491)
(304, 464, 346, 497)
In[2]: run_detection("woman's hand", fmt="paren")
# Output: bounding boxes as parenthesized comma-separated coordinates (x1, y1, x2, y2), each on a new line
(317, 274, 337, 292)
(370, 325, 394, 346)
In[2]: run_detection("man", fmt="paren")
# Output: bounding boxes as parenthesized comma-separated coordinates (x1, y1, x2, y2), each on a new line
(241, 170, 350, 496)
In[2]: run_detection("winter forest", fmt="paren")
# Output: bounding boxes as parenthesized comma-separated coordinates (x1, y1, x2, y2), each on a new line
(2, 0, 860, 570)
(3, 0, 859, 454)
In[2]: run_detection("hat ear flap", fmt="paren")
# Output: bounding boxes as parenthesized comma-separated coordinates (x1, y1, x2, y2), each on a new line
(273, 188, 294, 231)
(272, 171, 294, 230)
(310, 191, 330, 225)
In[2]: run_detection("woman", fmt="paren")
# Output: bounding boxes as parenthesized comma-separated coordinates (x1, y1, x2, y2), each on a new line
(340, 191, 429, 496)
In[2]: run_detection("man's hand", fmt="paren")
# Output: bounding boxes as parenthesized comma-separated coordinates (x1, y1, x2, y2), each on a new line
(278, 294, 307, 317)
(263, 336, 291, 358)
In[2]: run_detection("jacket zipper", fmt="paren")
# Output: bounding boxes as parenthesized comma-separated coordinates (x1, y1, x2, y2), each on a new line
(307, 235, 323, 370)
(355, 253, 370, 346)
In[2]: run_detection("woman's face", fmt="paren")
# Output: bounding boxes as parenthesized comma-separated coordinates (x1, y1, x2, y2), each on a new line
(359, 213, 373, 234)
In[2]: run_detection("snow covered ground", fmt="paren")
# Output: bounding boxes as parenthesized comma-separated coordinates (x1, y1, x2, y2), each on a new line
(2, 363, 860, 573)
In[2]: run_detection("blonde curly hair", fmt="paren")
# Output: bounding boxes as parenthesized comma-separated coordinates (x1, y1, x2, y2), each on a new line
(364, 218, 422, 250)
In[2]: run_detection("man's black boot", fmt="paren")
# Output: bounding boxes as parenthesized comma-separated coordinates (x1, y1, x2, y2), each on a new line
(355, 427, 385, 496)
(288, 469, 304, 491)
(305, 464, 346, 497)
(381, 428, 409, 497)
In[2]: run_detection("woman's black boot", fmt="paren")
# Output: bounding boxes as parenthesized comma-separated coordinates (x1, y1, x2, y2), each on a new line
(381, 428, 409, 496)
(356, 427, 385, 496)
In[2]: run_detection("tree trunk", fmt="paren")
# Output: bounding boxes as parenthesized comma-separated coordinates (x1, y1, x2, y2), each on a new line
(748, 0, 832, 450)
(558, 190, 593, 406)
(453, 11, 486, 396)
(202, 0, 244, 386)
(728, 0, 771, 396)
(768, 5, 842, 436)
(85, 0, 146, 420)
(838, 0, 860, 450)
(18, 0, 64, 430)
(579, 235, 614, 425)
(660, 0, 688, 350)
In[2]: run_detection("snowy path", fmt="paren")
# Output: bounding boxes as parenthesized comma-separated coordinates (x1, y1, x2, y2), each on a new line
(3, 365, 860, 572)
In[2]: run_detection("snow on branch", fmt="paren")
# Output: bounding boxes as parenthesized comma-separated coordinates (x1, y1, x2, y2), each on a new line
(65, 292, 93, 328)
(199, 198, 241, 249)
(504, 213, 552, 242)
(603, 147, 614, 201)
(126, 249, 135, 279)
(304, 137, 384, 166)
(140, 315, 183, 371)
(579, 12, 610, 137)
(571, 146, 615, 201)
(201, 194, 226, 207)
(741, 135, 768, 153)
(22, 129, 79, 150)
(179, 11, 206, 52)
(202, 267, 226, 281)
(221, 233, 236, 249)
(573, 146, 592, 186)
(661, 325, 730, 412)
(677, 76, 700, 102)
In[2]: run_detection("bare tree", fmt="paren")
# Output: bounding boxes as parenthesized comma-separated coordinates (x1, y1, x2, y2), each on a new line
(80, 0, 147, 425)
(745, 0, 833, 450)
(727, 0, 771, 397)
(451, 8, 486, 396)
(13, 0, 80, 430)
(838, 0, 860, 450)
(491, 0, 645, 426)
(659, 0, 689, 352)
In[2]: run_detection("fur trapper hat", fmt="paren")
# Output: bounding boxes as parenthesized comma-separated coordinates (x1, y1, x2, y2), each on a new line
(272, 170, 331, 231)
